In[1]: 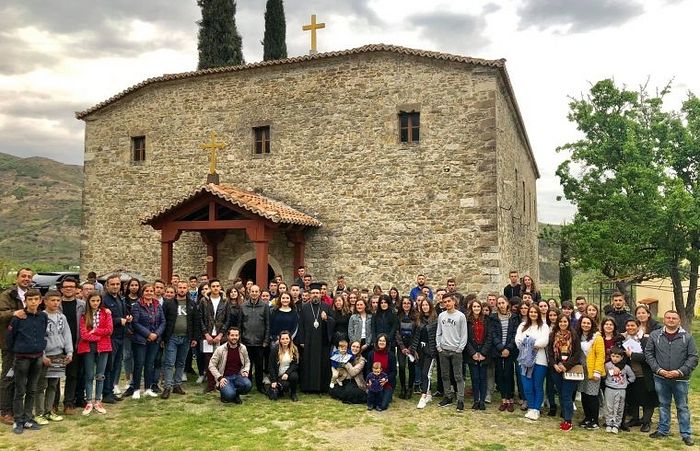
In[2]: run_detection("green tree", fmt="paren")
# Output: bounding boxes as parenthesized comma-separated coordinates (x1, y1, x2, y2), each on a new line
(556, 79, 699, 329)
(197, 0, 244, 70)
(539, 225, 573, 303)
(263, 0, 287, 61)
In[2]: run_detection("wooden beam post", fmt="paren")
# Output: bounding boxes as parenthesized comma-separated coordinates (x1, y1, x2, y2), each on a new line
(201, 231, 226, 279)
(160, 240, 173, 283)
(286, 230, 306, 280)
(255, 240, 269, 289)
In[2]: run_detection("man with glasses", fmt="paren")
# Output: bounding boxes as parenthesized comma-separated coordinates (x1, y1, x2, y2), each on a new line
(59, 278, 86, 414)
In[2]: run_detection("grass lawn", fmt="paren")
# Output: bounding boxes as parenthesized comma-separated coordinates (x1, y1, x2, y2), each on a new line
(1, 330, 699, 450)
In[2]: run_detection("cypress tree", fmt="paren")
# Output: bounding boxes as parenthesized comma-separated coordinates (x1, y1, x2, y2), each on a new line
(197, 0, 244, 70)
(263, 0, 287, 61)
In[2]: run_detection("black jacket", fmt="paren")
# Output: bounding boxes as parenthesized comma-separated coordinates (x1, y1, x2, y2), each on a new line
(7, 310, 48, 355)
(373, 310, 398, 347)
(489, 312, 520, 358)
(163, 297, 195, 344)
(466, 318, 493, 360)
(102, 292, 128, 340)
(268, 344, 299, 383)
(410, 318, 437, 359)
(199, 296, 229, 339)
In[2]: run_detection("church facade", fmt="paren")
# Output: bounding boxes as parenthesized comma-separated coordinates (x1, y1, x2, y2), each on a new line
(77, 44, 539, 295)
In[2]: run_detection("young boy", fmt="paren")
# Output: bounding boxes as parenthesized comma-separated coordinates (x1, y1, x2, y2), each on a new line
(436, 293, 468, 411)
(366, 362, 388, 411)
(34, 290, 73, 423)
(604, 347, 636, 433)
(7, 289, 48, 434)
(329, 340, 353, 388)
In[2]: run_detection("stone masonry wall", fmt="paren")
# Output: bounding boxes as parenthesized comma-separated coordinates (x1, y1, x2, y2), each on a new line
(495, 78, 539, 288)
(80, 51, 537, 296)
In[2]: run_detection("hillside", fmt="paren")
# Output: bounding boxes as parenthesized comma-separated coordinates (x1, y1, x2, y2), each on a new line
(0, 152, 82, 266)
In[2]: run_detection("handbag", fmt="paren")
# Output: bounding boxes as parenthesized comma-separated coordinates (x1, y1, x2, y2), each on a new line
(564, 364, 585, 381)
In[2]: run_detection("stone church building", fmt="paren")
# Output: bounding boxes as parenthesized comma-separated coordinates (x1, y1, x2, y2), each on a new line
(77, 44, 539, 294)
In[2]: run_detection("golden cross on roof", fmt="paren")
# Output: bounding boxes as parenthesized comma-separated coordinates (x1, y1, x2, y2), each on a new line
(302, 14, 325, 55)
(200, 131, 227, 176)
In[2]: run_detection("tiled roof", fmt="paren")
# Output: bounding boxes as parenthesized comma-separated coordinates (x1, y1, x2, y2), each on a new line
(142, 183, 322, 227)
(75, 44, 504, 120)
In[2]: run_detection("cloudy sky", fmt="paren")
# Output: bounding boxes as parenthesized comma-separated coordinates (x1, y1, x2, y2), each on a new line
(1, 0, 698, 224)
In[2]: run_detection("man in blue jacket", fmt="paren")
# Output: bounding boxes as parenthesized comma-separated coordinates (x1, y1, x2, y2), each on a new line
(101, 274, 131, 403)
(645, 310, 698, 446)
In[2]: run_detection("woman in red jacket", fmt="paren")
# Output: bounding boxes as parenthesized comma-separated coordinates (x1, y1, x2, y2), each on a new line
(78, 293, 113, 416)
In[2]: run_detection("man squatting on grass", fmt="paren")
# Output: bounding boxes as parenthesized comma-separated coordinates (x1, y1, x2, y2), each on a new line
(0, 268, 697, 446)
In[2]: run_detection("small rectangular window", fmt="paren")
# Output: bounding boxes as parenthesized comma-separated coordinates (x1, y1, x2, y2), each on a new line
(131, 136, 146, 162)
(253, 126, 271, 154)
(399, 111, 420, 143)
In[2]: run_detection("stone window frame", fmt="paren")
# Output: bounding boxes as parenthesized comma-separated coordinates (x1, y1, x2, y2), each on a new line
(130, 134, 146, 165)
(252, 123, 272, 157)
(396, 104, 421, 146)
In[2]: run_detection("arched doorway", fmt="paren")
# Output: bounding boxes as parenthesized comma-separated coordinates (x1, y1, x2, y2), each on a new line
(238, 259, 275, 286)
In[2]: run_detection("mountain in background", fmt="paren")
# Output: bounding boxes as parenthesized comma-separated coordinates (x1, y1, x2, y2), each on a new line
(0, 152, 82, 266)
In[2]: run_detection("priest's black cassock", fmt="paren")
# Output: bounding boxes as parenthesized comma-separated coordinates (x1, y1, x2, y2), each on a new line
(298, 300, 335, 393)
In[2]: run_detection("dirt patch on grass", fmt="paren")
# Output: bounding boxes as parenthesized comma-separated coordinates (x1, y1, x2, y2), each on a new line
(312, 424, 385, 449)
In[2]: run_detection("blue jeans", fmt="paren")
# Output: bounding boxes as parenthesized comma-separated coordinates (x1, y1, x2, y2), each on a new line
(131, 341, 159, 391)
(654, 375, 691, 438)
(123, 336, 133, 378)
(219, 374, 253, 402)
(552, 371, 577, 422)
(379, 387, 394, 410)
(521, 364, 547, 410)
(104, 338, 123, 398)
(83, 351, 109, 401)
(163, 336, 190, 389)
(545, 367, 557, 408)
(367, 390, 382, 409)
(468, 361, 488, 403)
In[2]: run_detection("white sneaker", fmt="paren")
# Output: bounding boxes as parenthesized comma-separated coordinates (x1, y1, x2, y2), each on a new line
(196, 376, 205, 384)
(113, 385, 123, 396)
(524, 409, 535, 420)
(182, 374, 188, 382)
(417, 394, 428, 409)
(605, 426, 612, 433)
(132, 390, 141, 400)
(144, 389, 158, 398)
(425, 394, 432, 404)
(485, 393, 491, 403)
(532, 410, 540, 420)
(611, 426, 618, 434)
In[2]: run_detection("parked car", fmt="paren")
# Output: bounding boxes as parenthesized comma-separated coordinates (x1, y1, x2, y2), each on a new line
(32, 272, 80, 295)
(96, 270, 146, 285)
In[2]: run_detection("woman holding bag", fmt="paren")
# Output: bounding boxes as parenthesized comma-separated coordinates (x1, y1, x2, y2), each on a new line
(547, 314, 582, 431)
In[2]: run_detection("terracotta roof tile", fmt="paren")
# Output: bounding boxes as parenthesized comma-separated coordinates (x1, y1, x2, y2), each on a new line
(142, 183, 321, 227)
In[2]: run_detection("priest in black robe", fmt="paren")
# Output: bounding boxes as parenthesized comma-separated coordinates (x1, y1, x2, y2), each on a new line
(298, 284, 335, 393)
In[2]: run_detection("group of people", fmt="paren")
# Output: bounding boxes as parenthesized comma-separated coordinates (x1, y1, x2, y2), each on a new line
(0, 267, 696, 446)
